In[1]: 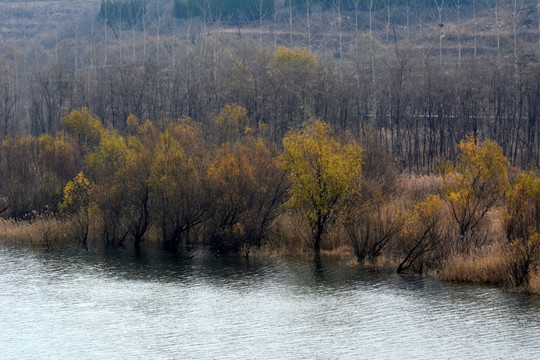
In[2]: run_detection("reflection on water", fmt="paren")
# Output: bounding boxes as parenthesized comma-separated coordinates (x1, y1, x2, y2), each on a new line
(0, 244, 539, 359)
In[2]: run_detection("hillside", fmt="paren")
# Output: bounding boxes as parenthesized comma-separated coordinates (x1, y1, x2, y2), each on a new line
(1, 0, 540, 170)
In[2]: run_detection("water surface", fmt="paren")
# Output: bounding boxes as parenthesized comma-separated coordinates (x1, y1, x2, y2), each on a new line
(0, 245, 539, 359)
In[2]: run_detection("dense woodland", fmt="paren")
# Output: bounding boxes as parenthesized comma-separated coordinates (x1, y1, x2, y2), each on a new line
(1, 1, 540, 291)
(2, 1, 540, 168)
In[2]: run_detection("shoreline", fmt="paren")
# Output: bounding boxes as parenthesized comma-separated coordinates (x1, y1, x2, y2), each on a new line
(2, 221, 539, 296)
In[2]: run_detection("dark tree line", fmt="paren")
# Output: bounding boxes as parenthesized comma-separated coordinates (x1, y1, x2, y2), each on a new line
(173, 0, 274, 22)
(98, 0, 147, 25)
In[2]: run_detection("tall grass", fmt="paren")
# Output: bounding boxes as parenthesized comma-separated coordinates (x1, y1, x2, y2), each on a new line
(0, 217, 70, 247)
(441, 250, 507, 285)
(526, 269, 540, 295)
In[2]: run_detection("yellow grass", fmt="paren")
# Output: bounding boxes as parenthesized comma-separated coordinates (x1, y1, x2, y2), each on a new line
(0, 217, 69, 247)
(526, 268, 540, 295)
(441, 251, 507, 285)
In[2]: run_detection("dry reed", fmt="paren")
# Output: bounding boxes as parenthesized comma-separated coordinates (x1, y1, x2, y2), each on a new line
(526, 268, 540, 295)
(440, 251, 507, 285)
(0, 217, 70, 247)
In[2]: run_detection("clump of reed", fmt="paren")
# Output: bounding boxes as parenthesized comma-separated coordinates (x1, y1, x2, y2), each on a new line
(526, 269, 540, 295)
(0, 216, 70, 248)
(440, 250, 508, 285)
(398, 174, 442, 203)
(252, 214, 313, 258)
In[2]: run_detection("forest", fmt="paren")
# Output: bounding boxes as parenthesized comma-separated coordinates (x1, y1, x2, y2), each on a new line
(1, 0, 540, 293)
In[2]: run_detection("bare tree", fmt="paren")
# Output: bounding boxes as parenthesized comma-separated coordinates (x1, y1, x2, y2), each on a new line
(90, 1, 95, 70)
(473, 0, 478, 61)
(151, 0, 169, 64)
(384, 0, 395, 45)
(404, 0, 414, 43)
(102, 2, 109, 66)
(305, 0, 313, 51)
(433, 0, 445, 70)
(538, 0, 540, 54)
(0, 68, 16, 137)
(368, 0, 377, 84)
(73, 21, 80, 71)
(287, 0, 294, 47)
(0, 196, 8, 216)
(495, 0, 501, 63)
(172, 15, 178, 67)
(143, 6, 150, 59)
(454, 0, 462, 68)
(349, 0, 361, 41)
(333, 0, 344, 80)
(256, 0, 267, 50)
(512, 0, 525, 82)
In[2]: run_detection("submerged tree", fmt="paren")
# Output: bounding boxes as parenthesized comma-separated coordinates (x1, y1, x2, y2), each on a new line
(208, 137, 286, 255)
(88, 130, 131, 246)
(59, 172, 91, 249)
(279, 120, 362, 255)
(151, 121, 211, 251)
(397, 194, 447, 274)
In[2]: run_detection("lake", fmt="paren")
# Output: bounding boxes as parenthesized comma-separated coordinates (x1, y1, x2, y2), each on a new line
(1, 245, 539, 359)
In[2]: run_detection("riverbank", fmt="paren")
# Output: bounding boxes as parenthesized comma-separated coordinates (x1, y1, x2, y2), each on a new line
(3, 216, 539, 295)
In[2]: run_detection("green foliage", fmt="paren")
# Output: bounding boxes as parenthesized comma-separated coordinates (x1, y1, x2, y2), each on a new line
(37, 134, 77, 181)
(0, 133, 77, 217)
(402, 195, 446, 240)
(279, 120, 362, 253)
(0, 135, 39, 218)
(58, 172, 92, 248)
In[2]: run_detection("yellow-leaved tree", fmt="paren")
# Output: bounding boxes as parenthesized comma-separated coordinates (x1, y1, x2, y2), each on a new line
(207, 137, 286, 255)
(87, 130, 131, 246)
(279, 120, 362, 255)
(151, 122, 210, 251)
(270, 47, 320, 134)
(443, 136, 509, 253)
(61, 107, 104, 156)
(215, 103, 251, 143)
(59, 172, 91, 249)
(504, 172, 540, 288)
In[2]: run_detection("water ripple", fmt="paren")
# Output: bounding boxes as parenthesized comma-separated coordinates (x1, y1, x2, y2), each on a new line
(0, 245, 539, 359)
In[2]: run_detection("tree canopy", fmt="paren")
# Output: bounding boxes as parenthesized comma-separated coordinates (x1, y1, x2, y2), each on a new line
(279, 120, 362, 254)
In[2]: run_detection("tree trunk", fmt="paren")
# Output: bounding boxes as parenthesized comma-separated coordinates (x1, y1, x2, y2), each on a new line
(313, 214, 324, 255)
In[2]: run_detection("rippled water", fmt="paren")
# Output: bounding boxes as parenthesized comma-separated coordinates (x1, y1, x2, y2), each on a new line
(0, 245, 539, 359)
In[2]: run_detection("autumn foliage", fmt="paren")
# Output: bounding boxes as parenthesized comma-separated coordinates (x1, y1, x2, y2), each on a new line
(1, 105, 540, 293)
(279, 120, 362, 254)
